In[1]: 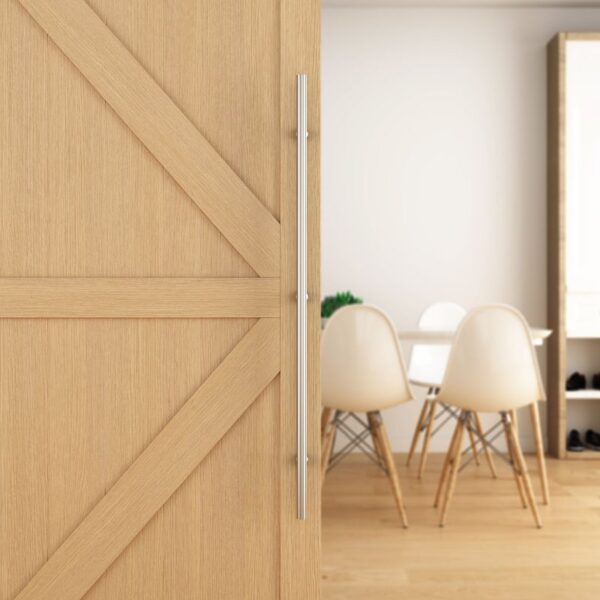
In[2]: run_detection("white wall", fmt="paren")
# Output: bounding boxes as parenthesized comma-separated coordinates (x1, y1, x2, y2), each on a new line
(322, 6, 600, 451)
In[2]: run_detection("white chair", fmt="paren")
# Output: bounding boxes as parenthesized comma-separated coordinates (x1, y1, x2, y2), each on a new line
(321, 304, 413, 527)
(406, 303, 495, 479)
(408, 302, 466, 388)
(433, 305, 545, 528)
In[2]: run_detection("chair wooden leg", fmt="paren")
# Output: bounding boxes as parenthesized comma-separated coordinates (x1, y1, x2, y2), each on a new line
(529, 401, 550, 505)
(371, 412, 409, 528)
(503, 414, 528, 509)
(321, 416, 337, 489)
(367, 411, 385, 466)
(418, 400, 438, 478)
(439, 412, 466, 527)
(467, 414, 481, 466)
(511, 408, 519, 433)
(474, 412, 497, 478)
(406, 399, 430, 466)
(509, 407, 529, 502)
(434, 414, 463, 508)
(509, 408, 522, 491)
(321, 407, 334, 440)
(507, 417, 543, 529)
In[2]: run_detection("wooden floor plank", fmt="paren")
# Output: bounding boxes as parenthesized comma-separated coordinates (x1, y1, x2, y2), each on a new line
(323, 453, 600, 600)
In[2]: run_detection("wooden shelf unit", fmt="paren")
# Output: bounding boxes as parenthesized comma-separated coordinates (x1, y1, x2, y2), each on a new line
(547, 32, 600, 459)
(566, 390, 600, 401)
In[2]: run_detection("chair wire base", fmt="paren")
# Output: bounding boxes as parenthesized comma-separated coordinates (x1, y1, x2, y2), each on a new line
(458, 411, 514, 472)
(326, 407, 517, 477)
(327, 410, 388, 474)
(415, 390, 509, 472)
(416, 388, 461, 439)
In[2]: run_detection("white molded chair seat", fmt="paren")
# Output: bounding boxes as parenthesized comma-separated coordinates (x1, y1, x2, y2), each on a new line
(322, 304, 412, 413)
(436, 305, 545, 413)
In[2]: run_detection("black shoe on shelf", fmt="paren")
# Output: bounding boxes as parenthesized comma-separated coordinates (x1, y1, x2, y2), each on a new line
(567, 430, 585, 452)
(585, 430, 600, 451)
(566, 372, 587, 391)
(593, 374, 600, 390)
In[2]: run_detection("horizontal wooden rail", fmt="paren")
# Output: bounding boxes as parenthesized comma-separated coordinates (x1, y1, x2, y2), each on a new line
(0, 278, 279, 318)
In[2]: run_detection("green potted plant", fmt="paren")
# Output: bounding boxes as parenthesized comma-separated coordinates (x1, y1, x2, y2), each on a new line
(321, 291, 363, 328)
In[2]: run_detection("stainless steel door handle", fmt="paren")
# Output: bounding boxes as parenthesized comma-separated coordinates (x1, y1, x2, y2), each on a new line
(297, 73, 308, 521)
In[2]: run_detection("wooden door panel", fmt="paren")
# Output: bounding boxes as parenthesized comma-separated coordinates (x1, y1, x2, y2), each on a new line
(18, 0, 280, 277)
(86, 0, 281, 219)
(0, 322, 50, 600)
(1, 318, 257, 599)
(84, 381, 279, 600)
(11, 319, 278, 600)
(0, 0, 255, 278)
(1, 0, 320, 597)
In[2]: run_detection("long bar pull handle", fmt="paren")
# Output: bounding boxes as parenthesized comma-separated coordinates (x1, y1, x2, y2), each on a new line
(297, 73, 308, 521)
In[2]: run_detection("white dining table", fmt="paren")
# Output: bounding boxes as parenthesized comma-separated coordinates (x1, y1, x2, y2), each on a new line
(397, 327, 552, 347)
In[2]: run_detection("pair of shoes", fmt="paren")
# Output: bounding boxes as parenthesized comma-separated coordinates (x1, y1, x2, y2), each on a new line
(586, 430, 600, 451)
(567, 429, 585, 452)
(567, 429, 600, 451)
(567, 372, 600, 391)
(568, 430, 585, 451)
(567, 372, 586, 391)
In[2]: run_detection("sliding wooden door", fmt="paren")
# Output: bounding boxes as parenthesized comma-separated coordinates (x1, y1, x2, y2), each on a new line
(0, 1, 320, 598)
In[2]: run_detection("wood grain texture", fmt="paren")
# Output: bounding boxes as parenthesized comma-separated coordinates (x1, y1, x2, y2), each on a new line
(546, 33, 600, 459)
(323, 454, 599, 600)
(280, 0, 321, 600)
(548, 32, 600, 462)
(547, 33, 566, 458)
(15, 318, 279, 600)
(280, 0, 321, 598)
(529, 402, 550, 504)
(474, 412, 497, 478)
(507, 419, 543, 528)
(438, 416, 465, 526)
(2, 1, 318, 598)
(0, 278, 279, 318)
(1, 318, 256, 599)
(505, 414, 529, 508)
(17, 0, 280, 277)
(418, 400, 437, 478)
(370, 413, 409, 528)
(406, 399, 430, 467)
(322, 417, 337, 489)
(1, 0, 253, 279)
(0, 4, 51, 597)
(565, 32, 600, 40)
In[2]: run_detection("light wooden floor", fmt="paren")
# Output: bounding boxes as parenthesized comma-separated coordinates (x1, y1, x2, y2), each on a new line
(322, 453, 600, 600)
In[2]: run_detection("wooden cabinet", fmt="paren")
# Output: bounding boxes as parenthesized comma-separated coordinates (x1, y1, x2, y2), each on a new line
(548, 33, 600, 459)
